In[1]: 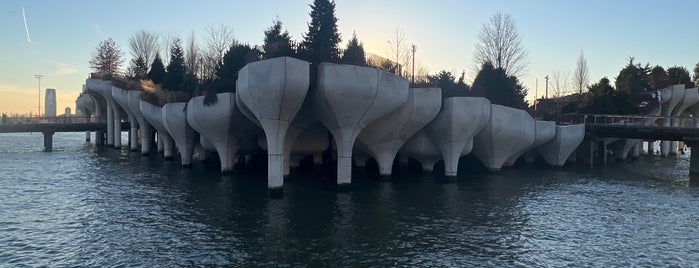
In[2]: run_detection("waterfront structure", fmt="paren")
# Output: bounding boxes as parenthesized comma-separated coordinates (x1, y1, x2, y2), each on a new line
(45, 88, 56, 117)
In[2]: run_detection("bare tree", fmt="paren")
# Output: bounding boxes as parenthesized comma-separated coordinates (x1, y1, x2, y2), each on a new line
(573, 51, 590, 94)
(551, 69, 571, 116)
(198, 24, 236, 81)
(473, 12, 529, 77)
(160, 33, 177, 66)
(388, 27, 410, 76)
(90, 37, 123, 75)
(128, 30, 160, 67)
(185, 31, 199, 77)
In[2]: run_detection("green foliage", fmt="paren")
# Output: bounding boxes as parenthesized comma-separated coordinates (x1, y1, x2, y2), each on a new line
(127, 56, 148, 80)
(429, 70, 470, 98)
(648, 65, 669, 90)
(579, 77, 636, 114)
(667, 66, 693, 88)
(614, 57, 649, 109)
(90, 37, 123, 75)
(147, 54, 166, 84)
(471, 62, 527, 109)
(340, 32, 366, 66)
(693, 62, 699, 87)
(263, 19, 295, 59)
(164, 38, 188, 92)
(300, 0, 341, 64)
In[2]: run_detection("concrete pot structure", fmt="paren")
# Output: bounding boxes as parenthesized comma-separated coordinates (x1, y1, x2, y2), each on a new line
(505, 120, 556, 166)
(187, 93, 260, 173)
(399, 130, 442, 172)
(425, 97, 490, 176)
(308, 63, 409, 187)
(236, 57, 310, 194)
(538, 124, 585, 167)
(140, 100, 175, 160)
(609, 139, 640, 161)
(127, 90, 153, 155)
(472, 104, 535, 171)
(358, 87, 442, 176)
(76, 93, 98, 142)
(112, 86, 139, 151)
(281, 110, 321, 176)
(86, 79, 119, 147)
(162, 102, 197, 167)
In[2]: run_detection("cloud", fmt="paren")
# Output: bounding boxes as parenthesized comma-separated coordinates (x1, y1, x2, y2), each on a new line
(45, 60, 87, 77)
(93, 24, 106, 39)
(22, 5, 32, 43)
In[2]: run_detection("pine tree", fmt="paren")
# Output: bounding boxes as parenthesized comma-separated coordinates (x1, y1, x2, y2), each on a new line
(127, 56, 148, 79)
(263, 19, 295, 59)
(340, 32, 366, 66)
(214, 44, 260, 92)
(300, 0, 341, 64)
(471, 62, 527, 109)
(147, 54, 166, 84)
(164, 38, 187, 92)
(90, 37, 123, 76)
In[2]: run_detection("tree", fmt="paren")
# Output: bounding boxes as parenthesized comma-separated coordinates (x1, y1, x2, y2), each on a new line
(551, 69, 571, 98)
(579, 77, 617, 114)
(648, 65, 669, 90)
(429, 70, 470, 98)
(263, 19, 295, 59)
(126, 56, 148, 79)
(340, 32, 366, 66)
(128, 30, 160, 68)
(213, 44, 260, 92)
(388, 27, 409, 76)
(573, 51, 589, 94)
(615, 57, 649, 111)
(471, 62, 528, 109)
(473, 12, 528, 78)
(693, 62, 699, 87)
(147, 53, 166, 84)
(163, 38, 187, 92)
(300, 0, 341, 64)
(185, 31, 199, 78)
(90, 37, 123, 75)
(667, 66, 693, 88)
(199, 24, 237, 82)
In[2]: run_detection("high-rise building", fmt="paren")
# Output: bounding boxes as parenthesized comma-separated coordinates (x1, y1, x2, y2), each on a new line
(45, 88, 56, 117)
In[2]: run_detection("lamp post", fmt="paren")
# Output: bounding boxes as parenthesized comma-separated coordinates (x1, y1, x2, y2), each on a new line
(34, 74, 43, 117)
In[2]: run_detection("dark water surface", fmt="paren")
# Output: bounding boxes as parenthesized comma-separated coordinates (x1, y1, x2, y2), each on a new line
(1, 133, 698, 267)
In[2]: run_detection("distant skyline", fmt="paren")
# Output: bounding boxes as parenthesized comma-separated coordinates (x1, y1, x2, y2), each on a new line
(1, 0, 698, 115)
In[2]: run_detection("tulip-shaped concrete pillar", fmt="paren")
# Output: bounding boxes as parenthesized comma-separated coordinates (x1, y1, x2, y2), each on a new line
(86, 79, 116, 146)
(538, 124, 585, 167)
(236, 57, 310, 195)
(504, 120, 556, 166)
(425, 97, 490, 177)
(187, 93, 260, 173)
(112, 86, 139, 151)
(127, 90, 152, 155)
(472, 104, 535, 171)
(280, 110, 322, 177)
(163, 102, 197, 167)
(358, 87, 442, 177)
(399, 130, 442, 172)
(140, 100, 175, 160)
(308, 63, 409, 187)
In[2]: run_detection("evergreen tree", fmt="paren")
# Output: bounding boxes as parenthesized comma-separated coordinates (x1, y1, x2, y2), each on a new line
(164, 38, 187, 92)
(127, 56, 148, 79)
(614, 57, 649, 105)
(340, 32, 366, 66)
(579, 77, 617, 114)
(147, 53, 166, 84)
(300, 0, 341, 64)
(90, 37, 123, 76)
(648, 65, 669, 90)
(693, 62, 699, 87)
(471, 62, 527, 109)
(214, 44, 260, 92)
(429, 70, 470, 98)
(263, 19, 295, 59)
(667, 66, 693, 88)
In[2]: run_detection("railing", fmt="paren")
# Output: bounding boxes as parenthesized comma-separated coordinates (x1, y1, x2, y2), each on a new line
(582, 114, 695, 127)
(1, 116, 94, 125)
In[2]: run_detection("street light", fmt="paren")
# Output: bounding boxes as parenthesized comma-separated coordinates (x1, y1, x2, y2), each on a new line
(34, 74, 43, 117)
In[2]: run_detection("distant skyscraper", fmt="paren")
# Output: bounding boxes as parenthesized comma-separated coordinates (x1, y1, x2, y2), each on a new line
(45, 88, 56, 117)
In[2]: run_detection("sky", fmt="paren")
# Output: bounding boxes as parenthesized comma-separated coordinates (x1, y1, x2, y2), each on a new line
(1, 0, 698, 115)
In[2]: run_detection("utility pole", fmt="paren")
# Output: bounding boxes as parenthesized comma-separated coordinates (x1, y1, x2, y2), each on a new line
(544, 75, 549, 99)
(34, 74, 43, 117)
(411, 44, 416, 83)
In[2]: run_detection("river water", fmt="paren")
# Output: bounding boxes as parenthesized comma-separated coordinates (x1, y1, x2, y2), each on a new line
(0, 132, 698, 267)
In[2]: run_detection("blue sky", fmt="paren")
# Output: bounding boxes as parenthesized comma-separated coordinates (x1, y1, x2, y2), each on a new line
(1, 0, 698, 115)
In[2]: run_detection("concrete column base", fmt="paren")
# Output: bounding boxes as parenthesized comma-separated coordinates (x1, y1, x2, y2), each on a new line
(43, 131, 54, 152)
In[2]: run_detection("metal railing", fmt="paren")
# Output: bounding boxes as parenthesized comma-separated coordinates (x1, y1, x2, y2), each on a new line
(1, 116, 94, 125)
(582, 114, 695, 127)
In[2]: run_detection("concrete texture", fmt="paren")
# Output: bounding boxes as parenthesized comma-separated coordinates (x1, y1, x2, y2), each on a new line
(111, 86, 139, 151)
(140, 100, 175, 159)
(505, 120, 556, 166)
(472, 104, 535, 171)
(236, 57, 310, 192)
(609, 139, 640, 161)
(426, 97, 491, 176)
(358, 87, 442, 176)
(187, 93, 260, 173)
(308, 63, 409, 186)
(538, 124, 585, 167)
(127, 90, 153, 155)
(162, 102, 197, 167)
(399, 130, 442, 172)
(86, 79, 116, 146)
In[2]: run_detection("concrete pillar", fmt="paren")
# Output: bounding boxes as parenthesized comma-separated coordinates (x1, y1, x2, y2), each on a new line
(85, 131, 91, 142)
(129, 118, 139, 151)
(596, 140, 607, 166)
(688, 141, 699, 176)
(43, 131, 54, 152)
(113, 106, 121, 149)
(106, 103, 114, 146)
(583, 139, 594, 166)
(96, 131, 105, 146)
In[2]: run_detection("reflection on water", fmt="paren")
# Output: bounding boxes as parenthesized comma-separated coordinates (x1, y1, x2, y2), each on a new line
(0, 133, 698, 266)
